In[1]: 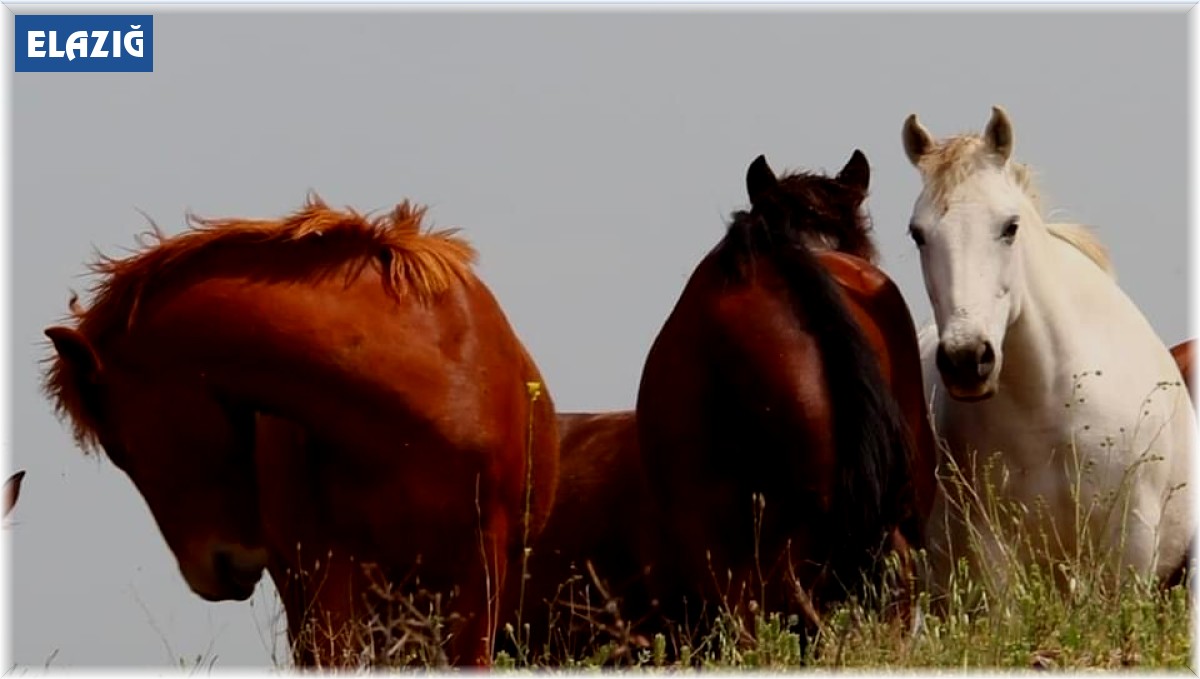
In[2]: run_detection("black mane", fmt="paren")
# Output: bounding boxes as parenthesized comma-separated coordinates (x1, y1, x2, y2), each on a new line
(714, 160, 913, 602)
(716, 167, 876, 279)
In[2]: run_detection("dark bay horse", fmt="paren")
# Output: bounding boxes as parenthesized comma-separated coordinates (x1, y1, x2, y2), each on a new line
(42, 197, 560, 666)
(498, 410, 662, 664)
(636, 151, 934, 640)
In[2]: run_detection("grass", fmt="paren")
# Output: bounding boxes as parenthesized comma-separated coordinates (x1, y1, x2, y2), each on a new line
(212, 382, 1200, 671)
(279, 480, 1192, 668)
(89, 460, 1191, 671)
(279, 547, 1191, 671)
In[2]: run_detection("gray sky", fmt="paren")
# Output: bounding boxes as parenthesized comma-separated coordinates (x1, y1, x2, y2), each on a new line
(9, 6, 1189, 668)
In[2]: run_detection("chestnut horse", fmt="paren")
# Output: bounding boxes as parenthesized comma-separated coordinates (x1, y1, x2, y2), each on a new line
(637, 151, 934, 640)
(42, 197, 560, 666)
(1171, 339, 1195, 402)
(498, 410, 662, 664)
(1167, 338, 1196, 588)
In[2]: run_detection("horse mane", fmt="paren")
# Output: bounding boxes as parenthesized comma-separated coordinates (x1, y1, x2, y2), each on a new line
(42, 195, 477, 452)
(917, 135, 1115, 277)
(79, 194, 475, 329)
(1045, 222, 1114, 278)
(715, 188, 912, 598)
(719, 169, 878, 271)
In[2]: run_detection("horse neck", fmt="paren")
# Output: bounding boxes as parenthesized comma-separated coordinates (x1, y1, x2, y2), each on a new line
(117, 274, 437, 431)
(999, 215, 1117, 403)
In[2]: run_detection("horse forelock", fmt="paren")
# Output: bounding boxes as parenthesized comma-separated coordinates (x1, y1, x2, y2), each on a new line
(917, 134, 1113, 276)
(915, 135, 1018, 210)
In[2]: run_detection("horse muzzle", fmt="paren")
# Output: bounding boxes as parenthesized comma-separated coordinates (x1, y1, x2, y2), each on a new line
(184, 544, 268, 602)
(936, 340, 998, 401)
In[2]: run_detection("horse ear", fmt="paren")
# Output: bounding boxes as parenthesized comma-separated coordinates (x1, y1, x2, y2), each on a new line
(746, 154, 778, 204)
(984, 105, 1014, 162)
(837, 149, 870, 194)
(902, 114, 934, 166)
(4, 470, 25, 519)
(45, 326, 102, 383)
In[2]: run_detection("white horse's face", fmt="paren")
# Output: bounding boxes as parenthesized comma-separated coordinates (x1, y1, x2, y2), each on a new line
(909, 167, 1026, 401)
(903, 106, 1029, 401)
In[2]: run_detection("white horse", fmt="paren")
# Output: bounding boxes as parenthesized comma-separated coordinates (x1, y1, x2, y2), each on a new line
(901, 106, 1193, 597)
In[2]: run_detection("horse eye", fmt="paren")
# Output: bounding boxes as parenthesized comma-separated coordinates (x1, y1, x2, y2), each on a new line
(1001, 217, 1019, 243)
(908, 225, 926, 247)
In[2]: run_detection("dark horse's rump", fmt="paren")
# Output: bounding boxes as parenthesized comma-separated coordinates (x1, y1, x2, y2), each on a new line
(637, 152, 922, 640)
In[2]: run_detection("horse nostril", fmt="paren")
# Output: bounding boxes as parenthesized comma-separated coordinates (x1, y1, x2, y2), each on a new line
(936, 344, 953, 376)
(977, 342, 996, 377)
(939, 340, 995, 384)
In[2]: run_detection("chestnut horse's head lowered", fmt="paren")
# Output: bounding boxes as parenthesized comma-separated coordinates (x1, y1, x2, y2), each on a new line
(43, 197, 560, 666)
(45, 288, 269, 601)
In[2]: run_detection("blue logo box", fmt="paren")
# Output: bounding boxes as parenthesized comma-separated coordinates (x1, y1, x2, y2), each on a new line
(15, 15, 153, 72)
